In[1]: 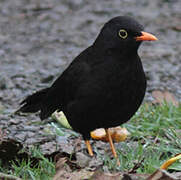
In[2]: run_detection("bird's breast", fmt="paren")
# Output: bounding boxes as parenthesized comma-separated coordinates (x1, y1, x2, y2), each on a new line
(100, 58, 146, 126)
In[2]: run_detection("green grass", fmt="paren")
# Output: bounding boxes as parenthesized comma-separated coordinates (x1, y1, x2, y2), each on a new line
(104, 103, 181, 173)
(0, 103, 180, 179)
(0, 148, 55, 180)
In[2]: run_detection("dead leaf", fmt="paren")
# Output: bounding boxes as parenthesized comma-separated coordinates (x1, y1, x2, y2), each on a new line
(0, 128, 6, 142)
(90, 170, 121, 180)
(147, 154, 181, 180)
(0, 139, 56, 169)
(163, 91, 179, 107)
(0, 139, 23, 164)
(91, 127, 130, 142)
(171, 26, 181, 32)
(53, 157, 69, 180)
(152, 90, 179, 107)
(147, 169, 177, 180)
(53, 156, 93, 180)
(152, 90, 165, 104)
(52, 111, 72, 129)
(91, 171, 151, 180)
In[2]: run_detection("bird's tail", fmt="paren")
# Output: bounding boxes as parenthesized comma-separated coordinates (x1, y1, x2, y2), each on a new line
(16, 88, 49, 115)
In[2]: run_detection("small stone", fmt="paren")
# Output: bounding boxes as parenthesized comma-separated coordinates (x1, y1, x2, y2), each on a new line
(26, 132, 35, 138)
(76, 152, 91, 168)
(23, 126, 40, 132)
(40, 141, 57, 154)
(25, 138, 40, 145)
(59, 143, 74, 155)
(9, 119, 20, 125)
(56, 136, 68, 144)
(14, 133, 26, 142)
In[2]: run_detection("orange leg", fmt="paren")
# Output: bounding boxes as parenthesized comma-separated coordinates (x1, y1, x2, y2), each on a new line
(85, 140, 93, 156)
(105, 128, 120, 166)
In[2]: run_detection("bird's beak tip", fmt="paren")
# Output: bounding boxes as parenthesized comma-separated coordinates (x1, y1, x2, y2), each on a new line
(136, 31, 158, 41)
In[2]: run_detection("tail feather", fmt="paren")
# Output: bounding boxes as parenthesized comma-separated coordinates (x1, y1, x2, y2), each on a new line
(40, 105, 57, 120)
(16, 87, 61, 120)
(39, 87, 62, 120)
(16, 88, 49, 114)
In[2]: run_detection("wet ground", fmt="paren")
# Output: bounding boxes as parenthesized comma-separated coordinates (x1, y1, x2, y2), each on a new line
(0, 0, 181, 153)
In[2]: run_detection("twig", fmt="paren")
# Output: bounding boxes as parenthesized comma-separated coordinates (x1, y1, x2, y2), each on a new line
(0, 172, 22, 180)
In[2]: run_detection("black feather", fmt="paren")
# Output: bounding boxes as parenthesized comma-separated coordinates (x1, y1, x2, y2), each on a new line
(16, 16, 157, 141)
(17, 88, 49, 113)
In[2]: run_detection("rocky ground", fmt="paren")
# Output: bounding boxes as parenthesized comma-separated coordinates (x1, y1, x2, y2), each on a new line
(0, 0, 180, 154)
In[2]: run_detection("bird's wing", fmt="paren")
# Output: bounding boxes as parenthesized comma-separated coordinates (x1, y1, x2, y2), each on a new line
(40, 48, 93, 119)
(65, 58, 127, 118)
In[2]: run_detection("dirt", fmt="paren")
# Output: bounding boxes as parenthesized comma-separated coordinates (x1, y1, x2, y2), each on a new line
(0, 0, 180, 155)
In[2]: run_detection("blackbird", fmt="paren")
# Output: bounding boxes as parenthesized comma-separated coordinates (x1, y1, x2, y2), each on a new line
(17, 16, 157, 163)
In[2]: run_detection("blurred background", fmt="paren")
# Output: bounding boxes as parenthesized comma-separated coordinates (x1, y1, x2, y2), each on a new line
(0, 0, 180, 147)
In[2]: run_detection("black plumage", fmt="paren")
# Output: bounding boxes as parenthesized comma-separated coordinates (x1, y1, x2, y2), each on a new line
(17, 16, 157, 160)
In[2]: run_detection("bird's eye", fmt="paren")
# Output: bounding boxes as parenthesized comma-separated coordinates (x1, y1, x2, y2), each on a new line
(118, 29, 128, 39)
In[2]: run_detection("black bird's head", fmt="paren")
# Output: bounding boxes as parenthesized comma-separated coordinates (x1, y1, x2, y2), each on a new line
(94, 16, 157, 54)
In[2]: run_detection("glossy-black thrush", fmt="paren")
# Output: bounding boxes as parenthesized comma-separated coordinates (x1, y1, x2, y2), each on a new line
(17, 16, 157, 164)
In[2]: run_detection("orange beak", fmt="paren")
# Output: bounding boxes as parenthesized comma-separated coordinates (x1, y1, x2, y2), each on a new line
(135, 31, 158, 41)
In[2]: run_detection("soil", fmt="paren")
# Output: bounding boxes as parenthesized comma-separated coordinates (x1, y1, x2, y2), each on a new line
(0, 0, 180, 156)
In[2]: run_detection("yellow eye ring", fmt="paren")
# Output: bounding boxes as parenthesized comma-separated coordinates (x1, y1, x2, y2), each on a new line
(118, 29, 128, 39)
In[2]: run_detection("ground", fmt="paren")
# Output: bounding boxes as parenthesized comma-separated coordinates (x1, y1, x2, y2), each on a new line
(0, 0, 181, 173)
